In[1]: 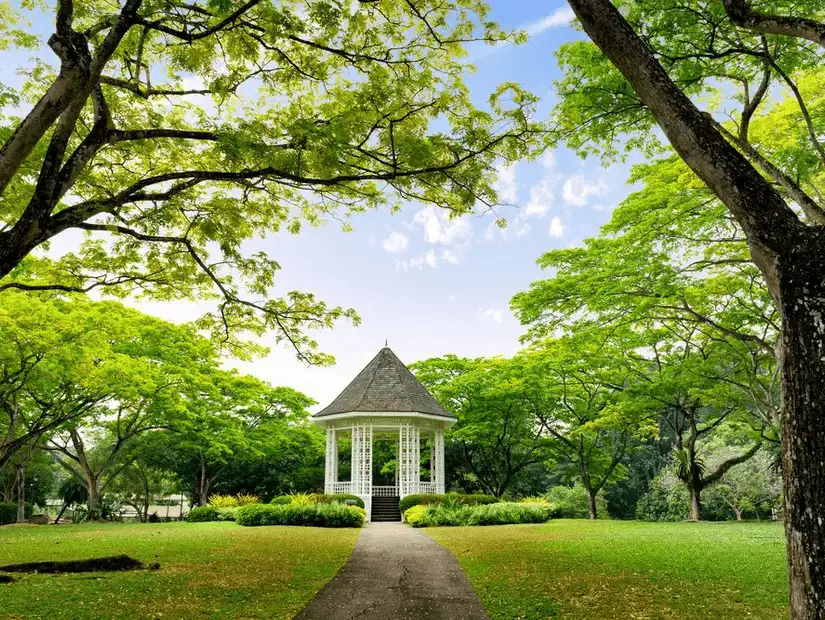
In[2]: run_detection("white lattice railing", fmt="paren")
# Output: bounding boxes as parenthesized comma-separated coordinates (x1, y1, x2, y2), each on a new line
(331, 482, 352, 494)
(372, 486, 399, 497)
(419, 482, 437, 494)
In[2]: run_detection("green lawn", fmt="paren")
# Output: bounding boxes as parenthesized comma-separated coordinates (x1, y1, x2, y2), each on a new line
(427, 519, 789, 620)
(0, 521, 359, 619)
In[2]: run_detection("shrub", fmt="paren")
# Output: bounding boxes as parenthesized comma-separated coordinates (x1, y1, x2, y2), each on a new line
(270, 495, 291, 505)
(235, 493, 260, 506)
(208, 494, 238, 508)
(398, 493, 498, 513)
(236, 503, 364, 527)
(216, 507, 238, 522)
(0, 502, 17, 525)
(410, 502, 553, 528)
(187, 506, 219, 522)
(315, 494, 365, 509)
(287, 492, 317, 507)
(403, 504, 429, 526)
(546, 484, 607, 519)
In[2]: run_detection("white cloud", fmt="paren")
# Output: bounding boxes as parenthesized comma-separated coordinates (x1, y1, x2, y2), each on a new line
(562, 174, 608, 207)
(515, 222, 532, 237)
(540, 151, 557, 169)
(493, 163, 518, 204)
(525, 8, 576, 36)
(412, 206, 473, 246)
(549, 216, 564, 237)
(525, 178, 556, 217)
(381, 231, 408, 254)
(396, 249, 438, 272)
(479, 308, 505, 323)
(441, 248, 460, 264)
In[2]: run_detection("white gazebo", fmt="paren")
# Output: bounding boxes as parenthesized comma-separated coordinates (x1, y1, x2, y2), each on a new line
(312, 347, 456, 521)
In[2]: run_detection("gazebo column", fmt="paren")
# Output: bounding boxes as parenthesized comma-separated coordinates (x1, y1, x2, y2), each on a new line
(398, 424, 420, 497)
(433, 427, 445, 494)
(351, 424, 372, 500)
(324, 428, 338, 494)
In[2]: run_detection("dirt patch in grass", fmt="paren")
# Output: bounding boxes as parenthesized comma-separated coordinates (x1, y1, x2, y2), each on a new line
(0, 554, 144, 574)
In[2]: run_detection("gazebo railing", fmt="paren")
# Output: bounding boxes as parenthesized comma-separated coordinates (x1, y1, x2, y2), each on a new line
(372, 486, 399, 497)
(330, 482, 352, 494)
(418, 482, 437, 494)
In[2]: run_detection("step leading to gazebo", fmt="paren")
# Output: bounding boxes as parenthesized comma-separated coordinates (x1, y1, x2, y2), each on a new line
(371, 496, 402, 522)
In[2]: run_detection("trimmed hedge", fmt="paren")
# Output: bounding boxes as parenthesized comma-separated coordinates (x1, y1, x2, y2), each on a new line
(315, 494, 365, 509)
(398, 493, 498, 513)
(0, 502, 17, 525)
(237, 503, 365, 527)
(406, 502, 553, 527)
(269, 493, 365, 508)
(187, 506, 238, 522)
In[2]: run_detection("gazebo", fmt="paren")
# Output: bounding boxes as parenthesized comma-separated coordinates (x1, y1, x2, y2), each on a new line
(312, 347, 456, 521)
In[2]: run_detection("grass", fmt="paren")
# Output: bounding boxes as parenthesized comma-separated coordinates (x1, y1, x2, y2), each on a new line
(427, 519, 789, 620)
(0, 521, 360, 619)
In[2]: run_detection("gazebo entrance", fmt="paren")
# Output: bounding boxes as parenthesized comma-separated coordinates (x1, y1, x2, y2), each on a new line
(312, 347, 455, 521)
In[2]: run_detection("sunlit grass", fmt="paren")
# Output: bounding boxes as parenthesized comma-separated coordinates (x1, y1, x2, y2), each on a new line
(427, 519, 788, 620)
(0, 521, 359, 619)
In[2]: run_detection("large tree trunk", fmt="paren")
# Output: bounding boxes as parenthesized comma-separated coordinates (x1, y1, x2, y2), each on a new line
(689, 488, 701, 522)
(778, 268, 825, 618)
(587, 489, 598, 520)
(85, 475, 102, 521)
(16, 465, 25, 523)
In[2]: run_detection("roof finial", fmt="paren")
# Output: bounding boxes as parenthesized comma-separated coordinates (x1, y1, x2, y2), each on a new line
(384, 338, 388, 347)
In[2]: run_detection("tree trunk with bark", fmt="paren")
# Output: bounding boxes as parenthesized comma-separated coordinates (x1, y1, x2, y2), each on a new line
(689, 488, 701, 522)
(777, 259, 825, 618)
(587, 489, 598, 520)
(15, 465, 25, 523)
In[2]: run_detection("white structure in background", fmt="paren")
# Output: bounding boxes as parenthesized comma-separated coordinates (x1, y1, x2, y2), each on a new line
(313, 347, 456, 522)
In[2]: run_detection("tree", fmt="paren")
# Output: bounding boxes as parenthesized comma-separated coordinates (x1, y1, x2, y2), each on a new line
(520, 335, 655, 519)
(554, 1, 825, 612)
(44, 300, 221, 518)
(0, 0, 544, 362)
(412, 355, 551, 497)
(704, 448, 782, 521)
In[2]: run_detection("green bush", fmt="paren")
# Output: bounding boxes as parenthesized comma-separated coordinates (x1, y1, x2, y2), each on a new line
(398, 493, 498, 513)
(236, 503, 365, 527)
(270, 495, 291, 505)
(409, 502, 553, 527)
(187, 506, 219, 522)
(315, 494, 365, 509)
(403, 504, 429, 526)
(0, 502, 17, 525)
(546, 484, 607, 519)
(208, 493, 238, 508)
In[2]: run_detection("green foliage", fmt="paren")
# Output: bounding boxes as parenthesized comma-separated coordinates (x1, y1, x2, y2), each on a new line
(208, 494, 239, 508)
(398, 493, 497, 513)
(286, 492, 317, 507)
(635, 469, 691, 522)
(235, 493, 260, 507)
(315, 494, 365, 509)
(270, 496, 291, 505)
(403, 505, 430, 526)
(546, 485, 608, 519)
(187, 506, 220, 523)
(409, 502, 554, 527)
(0, 0, 545, 362)
(236, 503, 364, 528)
(0, 501, 16, 525)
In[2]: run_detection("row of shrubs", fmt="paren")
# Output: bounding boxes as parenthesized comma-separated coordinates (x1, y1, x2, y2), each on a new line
(0, 502, 17, 525)
(398, 493, 498, 513)
(404, 501, 555, 527)
(270, 493, 365, 509)
(236, 503, 365, 527)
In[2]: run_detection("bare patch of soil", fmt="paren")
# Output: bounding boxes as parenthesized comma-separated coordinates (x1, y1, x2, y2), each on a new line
(0, 554, 144, 574)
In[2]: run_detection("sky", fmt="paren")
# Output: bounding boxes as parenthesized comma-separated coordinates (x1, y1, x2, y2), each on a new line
(3, 1, 641, 410)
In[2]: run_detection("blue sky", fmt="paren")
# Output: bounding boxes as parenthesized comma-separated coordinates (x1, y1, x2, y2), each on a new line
(3, 1, 639, 409)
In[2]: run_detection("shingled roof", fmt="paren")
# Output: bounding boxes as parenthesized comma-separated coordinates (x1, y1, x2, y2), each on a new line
(314, 347, 454, 419)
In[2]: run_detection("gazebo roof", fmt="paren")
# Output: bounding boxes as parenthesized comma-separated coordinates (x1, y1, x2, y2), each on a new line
(314, 347, 454, 419)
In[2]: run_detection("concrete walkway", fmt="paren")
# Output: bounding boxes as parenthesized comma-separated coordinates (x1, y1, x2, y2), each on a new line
(294, 523, 489, 620)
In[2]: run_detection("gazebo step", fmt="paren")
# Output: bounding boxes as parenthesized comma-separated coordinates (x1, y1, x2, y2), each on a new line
(371, 495, 402, 522)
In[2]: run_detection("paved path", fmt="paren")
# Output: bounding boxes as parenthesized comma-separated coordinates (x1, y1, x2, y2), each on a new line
(294, 523, 489, 620)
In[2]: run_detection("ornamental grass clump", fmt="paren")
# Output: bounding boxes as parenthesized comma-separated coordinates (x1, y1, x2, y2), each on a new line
(208, 494, 239, 508)
(236, 503, 365, 527)
(398, 493, 498, 513)
(406, 502, 553, 528)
